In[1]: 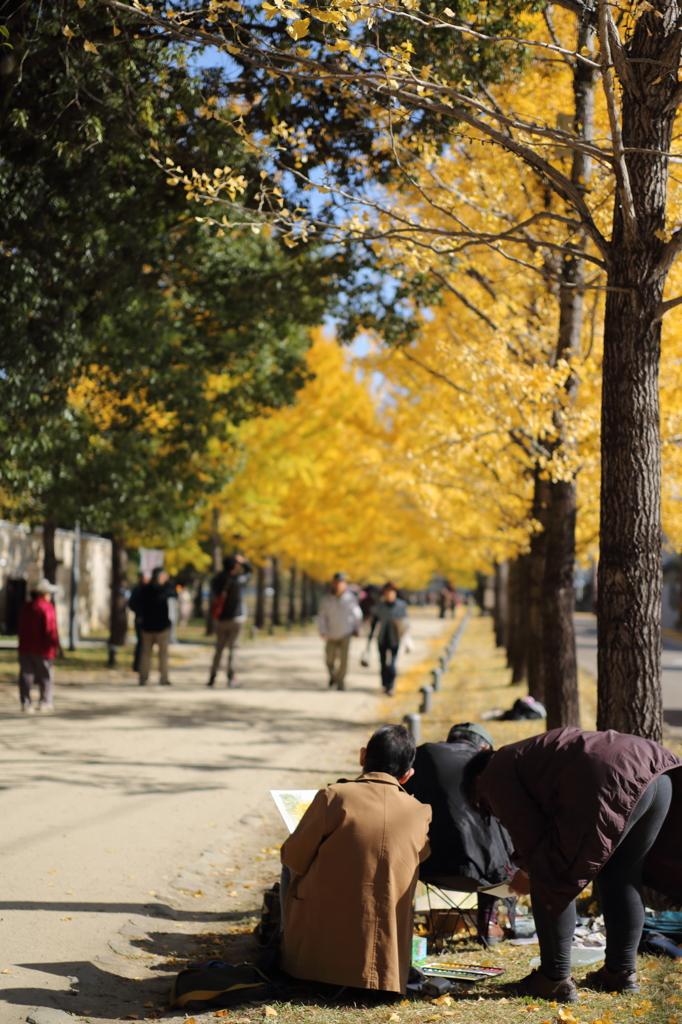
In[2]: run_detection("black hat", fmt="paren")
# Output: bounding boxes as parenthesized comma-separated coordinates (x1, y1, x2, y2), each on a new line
(333, 572, 347, 582)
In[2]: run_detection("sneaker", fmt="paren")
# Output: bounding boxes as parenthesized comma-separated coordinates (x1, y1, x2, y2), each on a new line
(207, 676, 216, 688)
(160, 681, 172, 686)
(500, 969, 578, 1003)
(37, 702, 54, 712)
(21, 704, 35, 714)
(583, 966, 639, 994)
(336, 681, 346, 691)
(328, 677, 335, 688)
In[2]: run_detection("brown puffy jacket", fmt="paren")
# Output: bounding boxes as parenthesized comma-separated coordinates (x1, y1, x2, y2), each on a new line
(478, 727, 682, 917)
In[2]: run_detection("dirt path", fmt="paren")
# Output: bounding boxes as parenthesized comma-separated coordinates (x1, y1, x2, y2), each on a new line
(0, 611, 449, 1024)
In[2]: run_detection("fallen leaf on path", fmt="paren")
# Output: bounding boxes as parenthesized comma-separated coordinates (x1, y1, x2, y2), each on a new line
(142, 1003, 154, 1008)
(210, 823, 217, 827)
(193, 891, 203, 898)
(60, 916, 72, 921)
(424, 1016, 439, 1021)
(264, 1006, 278, 1017)
(228, 891, 238, 897)
(431, 996, 453, 1007)
(65, 891, 74, 894)
(388, 1014, 399, 1021)
(213, 1012, 230, 1018)
(48, 869, 57, 874)
(184, 1019, 196, 1024)
(1, 969, 12, 974)
(400, 1000, 409, 1007)
(147, 891, 156, 896)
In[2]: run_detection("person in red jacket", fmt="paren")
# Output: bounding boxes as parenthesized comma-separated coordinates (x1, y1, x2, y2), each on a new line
(18, 578, 60, 713)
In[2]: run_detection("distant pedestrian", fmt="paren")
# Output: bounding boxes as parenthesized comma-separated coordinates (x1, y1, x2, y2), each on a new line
(318, 572, 362, 690)
(208, 555, 252, 688)
(369, 582, 408, 696)
(18, 578, 60, 713)
(137, 568, 175, 686)
(128, 571, 151, 673)
(178, 586, 193, 627)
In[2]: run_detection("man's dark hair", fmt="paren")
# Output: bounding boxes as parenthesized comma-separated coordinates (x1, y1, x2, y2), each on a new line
(151, 567, 164, 583)
(461, 747, 496, 808)
(364, 724, 416, 779)
(223, 556, 237, 573)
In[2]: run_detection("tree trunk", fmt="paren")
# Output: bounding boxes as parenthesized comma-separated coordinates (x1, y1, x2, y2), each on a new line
(255, 564, 266, 629)
(493, 561, 508, 649)
(527, 473, 550, 703)
(542, 481, 580, 727)
(539, 20, 595, 727)
(597, 9, 681, 741)
(310, 579, 319, 617)
(287, 566, 297, 628)
(300, 571, 309, 623)
(507, 557, 528, 684)
(271, 556, 281, 629)
(43, 514, 57, 584)
(109, 537, 128, 648)
(193, 576, 204, 619)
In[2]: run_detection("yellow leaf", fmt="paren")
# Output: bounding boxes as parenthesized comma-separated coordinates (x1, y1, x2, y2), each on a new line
(63, 25, 75, 38)
(83, 40, 99, 53)
(143, 1003, 154, 1008)
(286, 18, 310, 38)
(60, 916, 72, 921)
(224, 42, 240, 53)
(388, 1015, 400, 1022)
(1, 969, 12, 974)
(225, 0, 243, 9)
(432, 996, 453, 1007)
(214, 1012, 230, 1018)
(193, 890, 203, 898)
(264, 1007, 278, 1017)
(113, 24, 121, 34)
(443, 6, 454, 14)
(78, 0, 86, 7)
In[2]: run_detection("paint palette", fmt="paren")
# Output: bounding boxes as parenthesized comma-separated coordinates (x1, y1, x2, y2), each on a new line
(420, 962, 505, 982)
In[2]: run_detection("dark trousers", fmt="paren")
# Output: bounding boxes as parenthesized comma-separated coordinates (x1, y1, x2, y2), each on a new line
(378, 644, 399, 692)
(132, 618, 143, 673)
(532, 773, 673, 979)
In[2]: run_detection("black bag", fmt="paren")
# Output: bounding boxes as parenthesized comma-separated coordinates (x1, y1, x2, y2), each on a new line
(171, 962, 272, 1011)
(254, 881, 281, 948)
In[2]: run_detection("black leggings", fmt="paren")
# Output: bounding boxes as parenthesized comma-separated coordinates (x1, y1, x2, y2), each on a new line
(532, 772, 673, 979)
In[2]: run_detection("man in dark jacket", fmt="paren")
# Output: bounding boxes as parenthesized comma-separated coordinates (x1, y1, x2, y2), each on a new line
(137, 568, 176, 686)
(404, 722, 514, 943)
(462, 727, 681, 1002)
(208, 555, 252, 687)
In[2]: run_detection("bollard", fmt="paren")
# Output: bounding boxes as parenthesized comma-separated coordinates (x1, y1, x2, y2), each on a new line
(439, 655, 448, 671)
(404, 713, 422, 744)
(431, 667, 442, 691)
(420, 684, 434, 714)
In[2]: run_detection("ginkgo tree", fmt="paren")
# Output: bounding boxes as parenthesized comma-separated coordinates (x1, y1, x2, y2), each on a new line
(52, 0, 682, 737)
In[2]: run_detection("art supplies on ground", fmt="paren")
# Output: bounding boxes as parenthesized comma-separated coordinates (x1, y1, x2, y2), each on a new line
(270, 790, 318, 833)
(419, 961, 505, 983)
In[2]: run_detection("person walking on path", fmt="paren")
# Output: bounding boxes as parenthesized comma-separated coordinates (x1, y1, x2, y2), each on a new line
(17, 578, 60, 713)
(368, 582, 408, 696)
(318, 572, 362, 690)
(128, 571, 150, 673)
(462, 726, 682, 1002)
(137, 568, 175, 686)
(208, 555, 252, 688)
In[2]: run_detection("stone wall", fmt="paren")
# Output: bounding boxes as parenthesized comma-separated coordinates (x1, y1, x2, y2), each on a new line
(0, 521, 111, 638)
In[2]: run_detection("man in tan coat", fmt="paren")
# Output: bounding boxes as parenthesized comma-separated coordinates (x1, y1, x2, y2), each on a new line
(281, 725, 431, 994)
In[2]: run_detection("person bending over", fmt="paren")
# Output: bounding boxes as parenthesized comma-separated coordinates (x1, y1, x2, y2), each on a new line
(462, 726, 682, 1002)
(281, 724, 431, 996)
(404, 722, 515, 943)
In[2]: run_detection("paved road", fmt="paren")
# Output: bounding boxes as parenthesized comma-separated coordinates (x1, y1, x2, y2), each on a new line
(0, 612, 448, 1023)
(575, 613, 682, 723)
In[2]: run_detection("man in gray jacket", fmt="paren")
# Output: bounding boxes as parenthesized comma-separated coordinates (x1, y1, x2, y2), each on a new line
(318, 572, 362, 690)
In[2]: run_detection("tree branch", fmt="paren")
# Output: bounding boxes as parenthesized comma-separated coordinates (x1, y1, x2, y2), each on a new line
(430, 269, 498, 330)
(597, 0, 638, 242)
